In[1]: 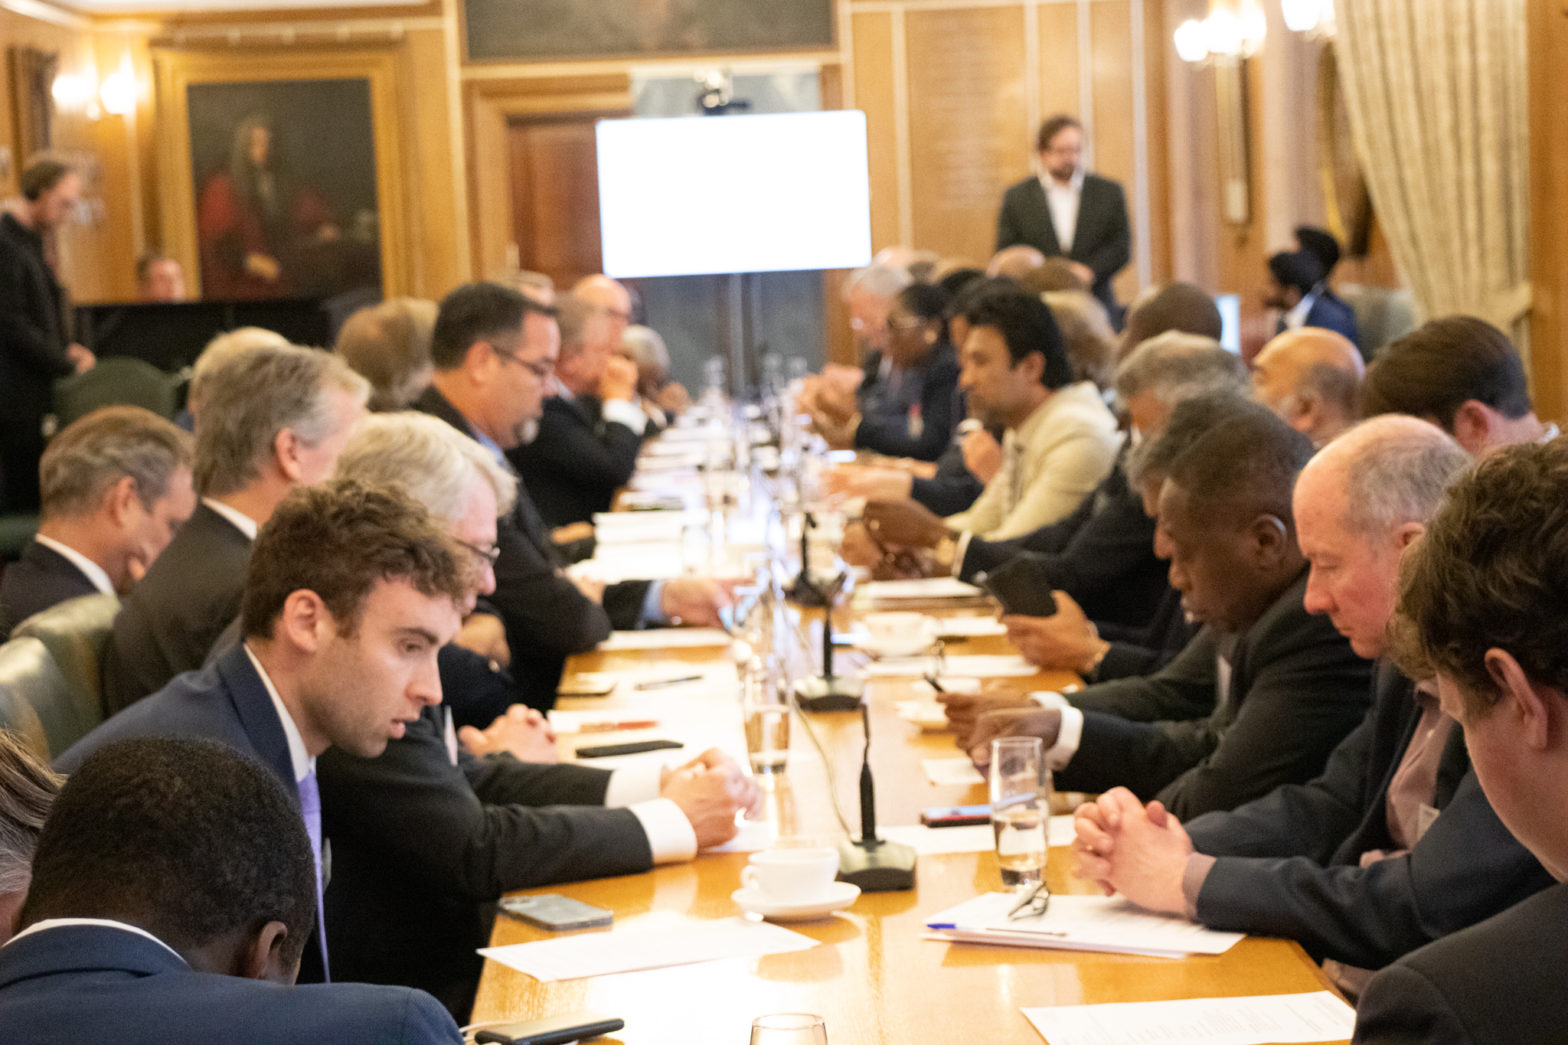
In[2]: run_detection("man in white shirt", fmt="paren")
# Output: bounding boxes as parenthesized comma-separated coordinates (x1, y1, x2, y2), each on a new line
(995, 114, 1132, 316)
(0, 407, 194, 635)
(101, 342, 369, 714)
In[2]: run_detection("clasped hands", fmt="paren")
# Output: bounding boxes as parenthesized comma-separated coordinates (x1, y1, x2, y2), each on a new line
(1069, 787, 1194, 916)
(658, 748, 765, 849)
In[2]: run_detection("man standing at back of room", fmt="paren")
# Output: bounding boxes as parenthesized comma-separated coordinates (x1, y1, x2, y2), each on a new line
(996, 115, 1131, 319)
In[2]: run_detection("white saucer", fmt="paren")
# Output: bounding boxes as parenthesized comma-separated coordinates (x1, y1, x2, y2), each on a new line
(732, 881, 861, 922)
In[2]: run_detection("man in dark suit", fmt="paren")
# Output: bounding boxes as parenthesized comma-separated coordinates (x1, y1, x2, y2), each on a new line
(0, 408, 193, 636)
(1073, 417, 1553, 981)
(995, 114, 1131, 317)
(417, 282, 728, 710)
(508, 291, 646, 528)
(1264, 227, 1360, 347)
(101, 342, 368, 715)
(60, 478, 474, 987)
(0, 159, 96, 514)
(959, 409, 1372, 819)
(1348, 439, 1568, 1044)
(0, 736, 460, 1043)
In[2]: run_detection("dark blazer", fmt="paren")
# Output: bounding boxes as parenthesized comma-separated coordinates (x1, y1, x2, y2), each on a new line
(0, 540, 100, 636)
(101, 502, 252, 715)
(1278, 285, 1361, 348)
(910, 438, 986, 517)
(57, 646, 328, 982)
(957, 454, 1168, 630)
(995, 173, 1132, 311)
(1059, 571, 1375, 819)
(0, 924, 460, 1044)
(0, 214, 74, 513)
(1092, 587, 1197, 682)
(853, 344, 961, 462)
(414, 386, 649, 709)
(1351, 883, 1568, 1045)
(319, 704, 652, 1020)
(1184, 660, 1555, 969)
(508, 392, 644, 528)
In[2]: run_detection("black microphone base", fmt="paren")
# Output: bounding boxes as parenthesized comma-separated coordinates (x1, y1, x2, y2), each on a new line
(793, 675, 865, 712)
(837, 837, 917, 892)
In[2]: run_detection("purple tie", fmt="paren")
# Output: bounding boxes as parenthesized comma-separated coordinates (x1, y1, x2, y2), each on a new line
(297, 768, 330, 981)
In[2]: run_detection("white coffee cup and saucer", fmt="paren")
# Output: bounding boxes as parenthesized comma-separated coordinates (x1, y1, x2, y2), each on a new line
(732, 848, 860, 922)
(857, 612, 939, 659)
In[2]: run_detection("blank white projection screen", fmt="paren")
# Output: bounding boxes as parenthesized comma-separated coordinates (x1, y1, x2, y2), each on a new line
(596, 111, 873, 278)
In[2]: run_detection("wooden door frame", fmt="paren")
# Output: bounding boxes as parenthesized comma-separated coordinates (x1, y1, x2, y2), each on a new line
(464, 74, 633, 281)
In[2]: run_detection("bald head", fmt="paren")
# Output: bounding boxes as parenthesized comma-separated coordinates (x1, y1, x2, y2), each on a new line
(1295, 415, 1470, 657)
(571, 275, 632, 341)
(1252, 328, 1365, 445)
(987, 245, 1047, 280)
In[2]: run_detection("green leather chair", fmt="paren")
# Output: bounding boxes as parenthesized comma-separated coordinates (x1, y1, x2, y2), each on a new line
(9, 593, 119, 754)
(51, 356, 182, 429)
(0, 637, 64, 761)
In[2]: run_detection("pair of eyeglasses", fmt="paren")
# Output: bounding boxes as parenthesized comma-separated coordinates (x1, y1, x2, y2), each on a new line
(491, 344, 553, 381)
(1007, 881, 1051, 921)
(457, 538, 501, 566)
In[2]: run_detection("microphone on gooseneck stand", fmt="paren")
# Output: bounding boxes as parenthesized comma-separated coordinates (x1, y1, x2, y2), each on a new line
(837, 705, 916, 891)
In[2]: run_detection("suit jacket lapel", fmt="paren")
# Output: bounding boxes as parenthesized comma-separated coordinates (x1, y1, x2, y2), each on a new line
(216, 646, 298, 805)
(1026, 179, 1062, 255)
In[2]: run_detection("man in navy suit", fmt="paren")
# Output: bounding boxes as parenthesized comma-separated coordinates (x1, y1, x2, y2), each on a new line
(58, 478, 472, 985)
(0, 407, 194, 636)
(1264, 226, 1360, 348)
(1351, 438, 1568, 1044)
(995, 114, 1132, 317)
(0, 736, 460, 1043)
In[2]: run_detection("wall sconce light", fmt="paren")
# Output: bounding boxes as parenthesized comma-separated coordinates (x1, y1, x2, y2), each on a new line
(1281, 0, 1336, 37)
(99, 72, 137, 116)
(50, 68, 139, 120)
(50, 74, 93, 108)
(1174, 2, 1267, 65)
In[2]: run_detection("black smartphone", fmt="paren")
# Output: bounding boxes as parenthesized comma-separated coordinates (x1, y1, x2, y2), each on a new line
(474, 1013, 625, 1044)
(498, 894, 613, 931)
(574, 739, 684, 758)
(920, 803, 993, 827)
(977, 556, 1059, 618)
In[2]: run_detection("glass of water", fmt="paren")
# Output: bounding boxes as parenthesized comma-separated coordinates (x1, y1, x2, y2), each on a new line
(751, 1013, 827, 1045)
(742, 656, 791, 774)
(989, 736, 1051, 890)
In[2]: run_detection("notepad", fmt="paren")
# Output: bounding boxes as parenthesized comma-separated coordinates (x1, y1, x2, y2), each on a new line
(1021, 992, 1356, 1045)
(924, 893, 1245, 959)
(857, 577, 984, 601)
(478, 915, 816, 982)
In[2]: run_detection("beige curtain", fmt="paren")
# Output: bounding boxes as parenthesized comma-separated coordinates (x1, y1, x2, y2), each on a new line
(1334, 0, 1531, 354)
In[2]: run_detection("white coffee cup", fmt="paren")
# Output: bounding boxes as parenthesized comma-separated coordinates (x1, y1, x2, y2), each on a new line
(741, 848, 839, 903)
(860, 612, 936, 657)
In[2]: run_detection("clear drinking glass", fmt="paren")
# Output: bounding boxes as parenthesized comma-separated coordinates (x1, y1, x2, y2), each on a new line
(750, 1013, 828, 1045)
(742, 656, 790, 774)
(989, 736, 1051, 890)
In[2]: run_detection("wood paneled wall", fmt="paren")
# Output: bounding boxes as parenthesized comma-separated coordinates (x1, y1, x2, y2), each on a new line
(1528, 0, 1568, 422)
(846, 0, 1169, 306)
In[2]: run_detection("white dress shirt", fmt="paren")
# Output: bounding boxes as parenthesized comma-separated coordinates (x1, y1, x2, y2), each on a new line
(1040, 168, 1086, 253)
(32, 534, 114, 596)
(8, 918, 186, 963)
(201, 498, 259, 541)
(244, 644, 313, 784)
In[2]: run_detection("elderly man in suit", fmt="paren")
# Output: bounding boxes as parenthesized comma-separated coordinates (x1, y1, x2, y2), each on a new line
(1250, 327, 1365, 447)
(60, 479, 474, 987)
(1072, 417, 1554, 991)
(415, 281, 726, 710)
(0, 408, 194, 636)
(0, 159, 96, 514)
(953, 408, 1372, 819)
(100, 342, 368, 714)
(1351, 438, 1568, 1044)
(995, 114, 1131, 318)
(1, 737, 460, 1043)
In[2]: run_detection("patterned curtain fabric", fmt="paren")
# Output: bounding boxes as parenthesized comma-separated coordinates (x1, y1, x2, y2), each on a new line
(1334, 0, 1531, 356)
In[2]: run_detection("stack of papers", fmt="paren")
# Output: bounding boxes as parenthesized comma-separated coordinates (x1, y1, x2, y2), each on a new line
(924, 893, 1245, 959)
(1021, 992, 1356, 1045)
(857, 577, 985, 602)
(479, 915, 816, 982)
(934, 615, 1007, 638)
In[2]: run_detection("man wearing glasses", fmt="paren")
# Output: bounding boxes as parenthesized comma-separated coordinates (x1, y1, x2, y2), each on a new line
(414, 282, 727, 712)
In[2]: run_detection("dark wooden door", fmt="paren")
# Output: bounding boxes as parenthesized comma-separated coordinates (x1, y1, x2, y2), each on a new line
(507, 113, 620, 288)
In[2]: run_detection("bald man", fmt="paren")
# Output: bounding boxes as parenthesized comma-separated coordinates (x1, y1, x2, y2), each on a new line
(1251, 328, 1365, 446)
(986, 245, 1047, 281)
(571, 275, 633, 345)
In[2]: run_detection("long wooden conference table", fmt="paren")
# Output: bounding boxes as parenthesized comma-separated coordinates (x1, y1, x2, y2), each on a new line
(471, 598, 1346, 1043)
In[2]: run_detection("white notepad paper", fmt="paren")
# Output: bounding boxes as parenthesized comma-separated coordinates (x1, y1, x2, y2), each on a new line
(479, 915, 816, 982)
(1021, 991, 1356, 1045)
(924, 893, 1245, 959)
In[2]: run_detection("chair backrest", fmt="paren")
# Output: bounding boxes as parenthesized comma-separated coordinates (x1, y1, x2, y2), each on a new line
(1342, 284, 1417, 362)
(10, 593, 118, 753)
(52, 356, 181, 429)
(0, 637, 67, 760)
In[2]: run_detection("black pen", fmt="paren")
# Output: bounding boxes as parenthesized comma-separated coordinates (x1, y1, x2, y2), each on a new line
(635, 674, 703, 690)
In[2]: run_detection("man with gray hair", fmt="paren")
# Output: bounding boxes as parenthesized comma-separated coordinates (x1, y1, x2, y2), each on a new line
(102, 342, 368, 714)
(0, 407, 195, 635)
(178, 326, 291, 429)
(508, 292, 646, 528)
(1073, 415, 1553, 990)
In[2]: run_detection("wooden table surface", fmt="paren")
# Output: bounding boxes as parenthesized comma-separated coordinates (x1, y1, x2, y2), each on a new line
(470, 605, 1345, 1043)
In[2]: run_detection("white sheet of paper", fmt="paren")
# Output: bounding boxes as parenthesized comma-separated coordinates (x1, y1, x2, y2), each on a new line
(922, 757, 986, 787)
(708, 815, 777, 853)
(880, 818, 1076, 855)
(924, 893, 1245, 958)
(857, 577, 984, 601)
(599, 629, 733, 651)
(1021, 992, 1356, 1045)
(894, 700, 949, 731)
(867, 655, 1037, 678)
(934, 616, 1007, 637)
(478, 915, 816, 982)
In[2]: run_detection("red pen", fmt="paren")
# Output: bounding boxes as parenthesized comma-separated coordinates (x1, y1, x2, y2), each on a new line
(575, 719, 659, 733)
